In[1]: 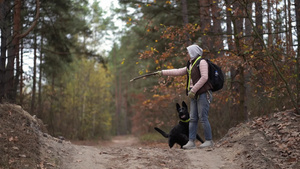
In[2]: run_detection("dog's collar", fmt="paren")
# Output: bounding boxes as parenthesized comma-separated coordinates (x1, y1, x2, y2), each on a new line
(180, 119, 190, 123)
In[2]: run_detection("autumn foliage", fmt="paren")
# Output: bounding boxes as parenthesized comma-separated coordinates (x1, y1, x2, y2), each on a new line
(127, 0, 300, 139)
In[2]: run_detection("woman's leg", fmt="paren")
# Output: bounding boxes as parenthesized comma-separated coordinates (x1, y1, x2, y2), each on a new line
(188, 98, 199, 140)
(198, 91, 214, 148)
(182, 98, 198, 149)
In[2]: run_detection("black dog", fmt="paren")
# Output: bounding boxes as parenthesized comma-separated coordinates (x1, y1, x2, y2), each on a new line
(154, 101, 204, 148)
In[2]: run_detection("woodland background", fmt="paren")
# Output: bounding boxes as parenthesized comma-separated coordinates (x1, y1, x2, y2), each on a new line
(0, 0, 299, 141)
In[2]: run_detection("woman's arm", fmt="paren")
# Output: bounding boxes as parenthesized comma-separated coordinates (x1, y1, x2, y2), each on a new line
(162, 67, 187, 76)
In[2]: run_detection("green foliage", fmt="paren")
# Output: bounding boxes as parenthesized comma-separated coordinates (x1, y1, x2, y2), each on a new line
(23, 0, 115, 139)
(40, 0, 90, 78)
(49, 58, 113, 139)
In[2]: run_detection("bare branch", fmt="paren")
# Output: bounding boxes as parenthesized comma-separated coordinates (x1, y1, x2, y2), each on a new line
(17, 0, 40, 39)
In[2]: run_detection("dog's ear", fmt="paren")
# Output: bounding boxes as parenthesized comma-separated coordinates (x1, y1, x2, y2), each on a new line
(182, 101, 187, 109)
(176, 103, 180, 111)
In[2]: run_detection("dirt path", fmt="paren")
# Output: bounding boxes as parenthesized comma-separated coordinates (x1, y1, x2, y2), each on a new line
(39, 135, 242, 169)
(60, 136, 190, 169)
(34, 110, 300, 169)
(185, 146, 242, 169)
(0, 104, 246, 169)
(2, 104, 299, 169)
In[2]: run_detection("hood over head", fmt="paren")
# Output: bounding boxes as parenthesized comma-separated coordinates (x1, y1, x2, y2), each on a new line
(187, 45, 203, 60)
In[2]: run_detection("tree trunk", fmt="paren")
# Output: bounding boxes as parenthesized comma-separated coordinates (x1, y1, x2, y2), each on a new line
(225, 0, 234, 51)
(118, 71, 122, 134)
(0, 0, 10, 102)
(233, 1, 243, 47)
(199, 0, 211, 50)
(6, 0, 40, 102)
(5, 0, 22, 102)
(275, 1, 279, 44)
(284, 0, 290, 54)
(255, 0, 263, 50)
(49, 73, 55, 135)
(38, 30, 44, 117)
(239, 64, 248, 121)
(233, 1, 248, 121)
(181, 0, 191, 46)
(124, 85, 128, 133)
(211, 0, 223, 57)
(244, 1, 252, 42)
(284, 0, 293, 55)
(287, 0, 293, 54)
(19, 38, 23, 105)
(31, 32, 37, 115)
(295, 0, 300, 109)
(267, 0, 273, 47)
(243, 1, 252, 121)
(112, 47, 121, 135)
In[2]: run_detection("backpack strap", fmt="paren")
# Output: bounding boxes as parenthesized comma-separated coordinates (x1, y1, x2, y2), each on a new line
(186, 56, 202, 91)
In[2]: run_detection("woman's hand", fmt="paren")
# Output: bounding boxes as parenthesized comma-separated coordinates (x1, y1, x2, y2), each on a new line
(155, 71, 162, 76)
(188, 90, 195, 99)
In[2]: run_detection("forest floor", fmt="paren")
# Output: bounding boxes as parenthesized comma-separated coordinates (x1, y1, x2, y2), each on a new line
(0, 103, 300, 169)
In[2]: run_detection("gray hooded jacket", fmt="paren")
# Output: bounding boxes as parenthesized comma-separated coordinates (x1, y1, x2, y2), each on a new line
(187, 45, 203, 60)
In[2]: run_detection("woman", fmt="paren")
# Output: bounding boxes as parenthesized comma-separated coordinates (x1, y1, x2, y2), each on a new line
(156, 44, 213, 149)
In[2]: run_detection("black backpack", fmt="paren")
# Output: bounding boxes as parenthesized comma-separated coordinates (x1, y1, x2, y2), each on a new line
(203, 59, 224, 92)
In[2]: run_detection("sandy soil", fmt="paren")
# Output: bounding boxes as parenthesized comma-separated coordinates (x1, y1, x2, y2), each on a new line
(1, 104, 300, 169)
(41, 135, 242, 169)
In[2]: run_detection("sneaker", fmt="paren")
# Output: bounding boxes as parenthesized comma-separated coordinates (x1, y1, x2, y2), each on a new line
(199, 140, 214, 148)
(182, 140, 196, 149)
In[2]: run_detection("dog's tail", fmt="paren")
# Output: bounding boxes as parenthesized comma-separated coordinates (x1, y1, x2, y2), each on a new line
(154, 127, 169, 138)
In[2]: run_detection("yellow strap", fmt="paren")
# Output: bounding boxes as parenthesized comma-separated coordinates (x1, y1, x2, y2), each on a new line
(180, 118, 190, 123)
(187, 56, 202, 90)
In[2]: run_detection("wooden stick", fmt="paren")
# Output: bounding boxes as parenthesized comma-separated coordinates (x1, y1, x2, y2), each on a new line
(130, 72, 158, 82)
